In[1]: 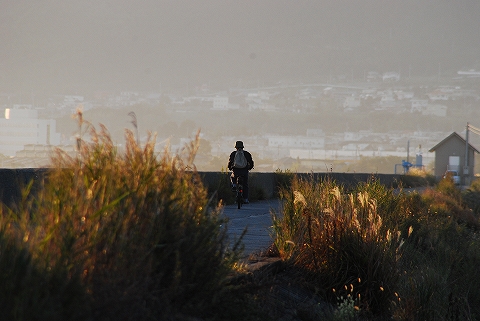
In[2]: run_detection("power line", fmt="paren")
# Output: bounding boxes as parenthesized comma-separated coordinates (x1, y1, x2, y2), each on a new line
(468, 123, 480, 135)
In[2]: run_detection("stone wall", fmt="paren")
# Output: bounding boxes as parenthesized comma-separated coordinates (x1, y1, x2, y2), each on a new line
(0, 169, 403, 206)
(198, 171, 402, 199)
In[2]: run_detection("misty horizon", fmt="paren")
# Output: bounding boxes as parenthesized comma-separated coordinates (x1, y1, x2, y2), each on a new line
(1, 1, 480, 94)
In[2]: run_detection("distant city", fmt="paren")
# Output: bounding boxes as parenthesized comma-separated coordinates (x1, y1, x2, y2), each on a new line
(1, 70, 480, 174)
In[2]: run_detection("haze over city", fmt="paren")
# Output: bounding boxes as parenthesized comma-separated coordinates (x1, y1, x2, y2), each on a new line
(2, 0, 480, 92)
(1, 0, 480, 173)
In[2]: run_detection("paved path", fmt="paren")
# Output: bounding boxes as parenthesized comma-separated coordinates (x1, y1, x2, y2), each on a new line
(222, 199, 282, 257)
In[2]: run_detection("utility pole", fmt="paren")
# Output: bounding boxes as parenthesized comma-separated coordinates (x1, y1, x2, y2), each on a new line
(465, 122, 469, 185)
(407, 140, 410, 164)
(462, 122, 480, 186)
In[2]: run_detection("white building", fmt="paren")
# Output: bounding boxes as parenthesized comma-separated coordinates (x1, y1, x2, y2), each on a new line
(248, 102, 276, 111)
(0, 108, 61, 157)
(297, 88, 318, 100)
(213, 96, 228, 109)
(211, 96, 238, 110)
(344, 131, 372, 142)
(427, 90, 450, 101)
(343, 95, 361, 111)
(382, 72, 400, 82)
(410, 99, 428, 112)
(366, 71, 381, 82)
(379, 92, 396, 108)
(457, 69, 480, 78)
(394, 91, 414, 100)
(64, 95, 84, 103)
(422, 104, 447, 117)
(267, 135, 325, 149)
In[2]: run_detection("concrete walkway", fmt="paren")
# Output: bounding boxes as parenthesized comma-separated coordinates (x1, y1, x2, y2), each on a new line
(222, 199, 282, 257)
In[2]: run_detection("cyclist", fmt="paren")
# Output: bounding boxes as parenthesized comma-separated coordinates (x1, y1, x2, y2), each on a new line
(227, 141, 254, 203)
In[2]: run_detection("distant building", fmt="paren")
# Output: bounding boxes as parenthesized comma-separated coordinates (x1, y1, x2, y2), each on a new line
(366, 71, 381, 82)
(382, 72, 400, 82)
(343, 95, 361, 111)
(296, 88, 318, 100)
(212, 96, 229, 110)
(64, 95, 84, 103)
(457, 69, 480, 78)
(422, 104, 447, 117)
(0, 108, 61, 157)
(429, 132, 478, 185)
(410, 99, 428, 112)
(344, 131, 371, 141)
(267, 135, 325, 149)
(248, 102, 276, 111)
(378, 91, 397, 108)
(427, 90, 450, 101)
(306, 129, 324, 137)
(394, 91, 414, 100)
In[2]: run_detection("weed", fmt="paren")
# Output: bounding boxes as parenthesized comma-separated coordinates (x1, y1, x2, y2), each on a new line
(334, 295, 357, 321)
(272, 175, 401, 316)
(0, 111, 242, 320)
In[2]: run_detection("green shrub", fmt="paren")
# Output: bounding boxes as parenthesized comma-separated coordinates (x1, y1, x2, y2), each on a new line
(0, 226, 89, 320)
(208, 169, 236, 205)
(462, 189, 480, 216)
(462, 179, 480, 217)
(273, 168, 295, 197)
(248, 174, 267, 202)
(436, 175, 462, 201)
(393, 187, 480, 320)
(251, 185, 266, 201)
(398, 173, 429, 188)
(469, 177, 480, 192)
(0, 112, 242, 320)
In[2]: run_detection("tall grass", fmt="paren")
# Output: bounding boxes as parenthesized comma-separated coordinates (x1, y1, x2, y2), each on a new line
(393, 177, 480, 320)
(0, 111, 241, 320)
(272, 175, 401, 317)
(272, 174, 480, 320)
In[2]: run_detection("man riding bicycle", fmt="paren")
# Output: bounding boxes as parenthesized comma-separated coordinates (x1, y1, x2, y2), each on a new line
(227, 141, 254, 204)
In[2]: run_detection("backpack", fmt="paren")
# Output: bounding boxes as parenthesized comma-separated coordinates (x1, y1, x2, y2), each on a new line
(233, 149, 248, 168)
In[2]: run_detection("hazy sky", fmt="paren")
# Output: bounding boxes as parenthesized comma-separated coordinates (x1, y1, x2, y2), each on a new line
(1, 0, 480, 93)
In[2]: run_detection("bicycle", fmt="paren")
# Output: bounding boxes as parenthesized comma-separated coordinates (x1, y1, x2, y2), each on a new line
(234, 175, 244, 209)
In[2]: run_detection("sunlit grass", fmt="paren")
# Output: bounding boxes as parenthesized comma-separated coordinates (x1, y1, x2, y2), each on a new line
(272, 174, 480, 320)
(0, 110, 242, 320)
(3, 112, 480, 320)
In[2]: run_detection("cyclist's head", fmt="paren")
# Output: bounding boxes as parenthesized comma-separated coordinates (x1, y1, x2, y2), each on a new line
(235, 141, 244, 149)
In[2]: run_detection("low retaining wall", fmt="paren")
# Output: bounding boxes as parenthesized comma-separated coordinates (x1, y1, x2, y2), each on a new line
(0, 168, 404, 207)
(199, 171, 403, 200)
(0, 168, 49, 207)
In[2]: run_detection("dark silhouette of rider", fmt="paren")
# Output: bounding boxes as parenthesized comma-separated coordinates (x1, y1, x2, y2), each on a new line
(227, 141, 254, 203)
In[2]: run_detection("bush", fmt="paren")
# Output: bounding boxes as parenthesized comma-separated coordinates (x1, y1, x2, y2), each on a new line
(0, 226, 89, 320)
(272, 175, 401, 317)
(393, 185, 480, 320)
(208, 169, 236, 205)
(462, 179, 480, 217)
(398, 173, 430, 188)
(272, 174, 480, 320)
(273, 168, 295, 197)
(0, 112, 242, 320)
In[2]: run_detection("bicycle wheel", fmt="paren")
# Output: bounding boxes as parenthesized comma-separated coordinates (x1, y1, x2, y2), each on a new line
(236, 184, 243, 209)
